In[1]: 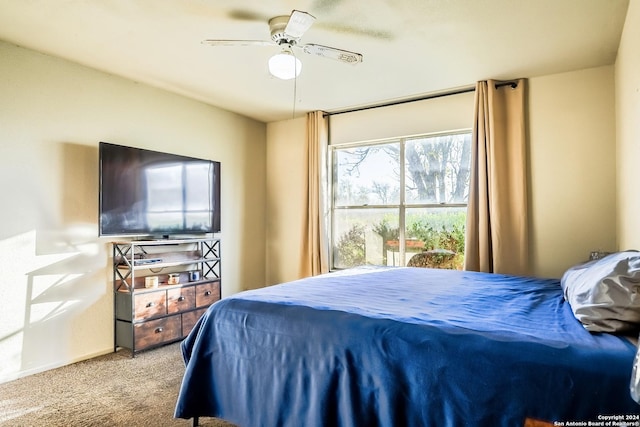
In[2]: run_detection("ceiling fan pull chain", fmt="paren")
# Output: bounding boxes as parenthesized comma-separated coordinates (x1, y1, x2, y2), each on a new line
(292, 58, 298, 119)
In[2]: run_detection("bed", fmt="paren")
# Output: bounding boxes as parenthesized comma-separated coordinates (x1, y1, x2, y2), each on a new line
(175, 259, 640, 426)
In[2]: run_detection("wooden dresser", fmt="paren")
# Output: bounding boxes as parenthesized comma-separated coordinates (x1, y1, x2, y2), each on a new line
(112, 238, 221, 355)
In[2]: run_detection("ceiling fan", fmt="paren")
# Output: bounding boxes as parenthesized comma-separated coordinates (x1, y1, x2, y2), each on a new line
(202, 10, 364, 80)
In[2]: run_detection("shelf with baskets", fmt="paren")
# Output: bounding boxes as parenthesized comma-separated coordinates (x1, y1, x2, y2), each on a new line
(112, 237, 221, 355)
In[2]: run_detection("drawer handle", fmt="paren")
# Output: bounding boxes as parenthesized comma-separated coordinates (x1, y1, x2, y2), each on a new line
(155, 327, 163, 333)
(178, 296, 185, 302)
(204, 291, 212, 296)
(146, 302, 156, 308)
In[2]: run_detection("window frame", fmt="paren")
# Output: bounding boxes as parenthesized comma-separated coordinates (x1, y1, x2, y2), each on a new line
(328, 129, 472, 270)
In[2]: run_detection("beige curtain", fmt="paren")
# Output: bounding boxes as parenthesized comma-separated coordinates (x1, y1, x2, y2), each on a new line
(464, 79, 529, 275)
(299, 111, 330, 277)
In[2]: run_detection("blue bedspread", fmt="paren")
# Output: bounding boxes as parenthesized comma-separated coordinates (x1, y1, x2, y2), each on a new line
(175, 267, 639, 426)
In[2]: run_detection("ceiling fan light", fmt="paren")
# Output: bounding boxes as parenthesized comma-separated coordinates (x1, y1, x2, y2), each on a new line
(268, 51, 302, 80)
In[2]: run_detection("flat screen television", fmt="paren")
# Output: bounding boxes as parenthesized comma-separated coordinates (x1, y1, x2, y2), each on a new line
(99, 142, 221, 237)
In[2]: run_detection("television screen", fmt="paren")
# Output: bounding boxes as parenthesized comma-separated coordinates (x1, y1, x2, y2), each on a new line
(99, 142, 221, 237)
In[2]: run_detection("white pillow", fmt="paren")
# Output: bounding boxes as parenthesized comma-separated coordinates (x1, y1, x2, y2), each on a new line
(561, 250, 640, 333)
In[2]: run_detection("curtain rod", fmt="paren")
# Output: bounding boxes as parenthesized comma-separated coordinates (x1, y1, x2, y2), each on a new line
(323, 80, 519, 117)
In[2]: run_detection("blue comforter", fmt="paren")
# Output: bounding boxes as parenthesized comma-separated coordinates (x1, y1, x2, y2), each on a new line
(175, 267, 639, 426)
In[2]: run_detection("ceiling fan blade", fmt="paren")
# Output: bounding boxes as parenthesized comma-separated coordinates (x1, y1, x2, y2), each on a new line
(284, 10, 316, 39)
(302, 44, 363, 64)
(202, 39, 274, 47)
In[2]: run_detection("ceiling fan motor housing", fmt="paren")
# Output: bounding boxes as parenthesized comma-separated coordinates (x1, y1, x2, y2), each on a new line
(269, 15, 298, 45)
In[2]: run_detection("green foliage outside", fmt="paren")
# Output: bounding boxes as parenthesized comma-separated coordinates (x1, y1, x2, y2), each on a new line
(335, 211, 466, 269)
(406, 211, 466, 254)
(335, 223, 367, 267)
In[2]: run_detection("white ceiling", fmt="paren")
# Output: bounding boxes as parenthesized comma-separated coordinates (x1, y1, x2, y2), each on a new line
(0, 0, 630, 123)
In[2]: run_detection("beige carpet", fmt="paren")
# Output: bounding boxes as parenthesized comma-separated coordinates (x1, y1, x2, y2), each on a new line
(0, 343, 238, 427)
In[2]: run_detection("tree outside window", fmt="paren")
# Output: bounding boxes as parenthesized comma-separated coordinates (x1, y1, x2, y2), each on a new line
(331, 131, 471, 269)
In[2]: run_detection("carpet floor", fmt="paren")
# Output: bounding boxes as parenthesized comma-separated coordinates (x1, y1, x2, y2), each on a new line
(0, 343, 238, 427)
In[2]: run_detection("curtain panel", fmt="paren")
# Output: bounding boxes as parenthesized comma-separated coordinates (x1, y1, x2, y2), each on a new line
(299, 111, 330, 277)
(464, 79, 529, 275)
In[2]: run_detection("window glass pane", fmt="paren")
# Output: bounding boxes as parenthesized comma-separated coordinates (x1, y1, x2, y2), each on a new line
(333, 208, 399, 268)
(405, 133, 471, 204)
(334, 143, 400, 206)
(405, 207, 466, 270)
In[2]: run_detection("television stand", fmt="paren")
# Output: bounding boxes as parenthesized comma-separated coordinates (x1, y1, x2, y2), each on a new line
(112, 237, 221, 355)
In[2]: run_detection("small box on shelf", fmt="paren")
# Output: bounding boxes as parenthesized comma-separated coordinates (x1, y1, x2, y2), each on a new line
(144, 276, 158, 288)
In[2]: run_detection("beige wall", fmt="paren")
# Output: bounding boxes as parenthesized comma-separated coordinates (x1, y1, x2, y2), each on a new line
(329, 91, 475, 145)
(0, 41, 266, 383)
(616, 0, 640, 250)
(528, 66, 617, 277)
(265, 117, 307, 286)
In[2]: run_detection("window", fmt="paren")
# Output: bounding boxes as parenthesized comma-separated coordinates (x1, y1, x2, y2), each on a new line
(330, 131, 472, 269)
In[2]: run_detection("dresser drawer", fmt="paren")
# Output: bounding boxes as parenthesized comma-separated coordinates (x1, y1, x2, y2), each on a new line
(182, 307, 208, 337)
(167, 286, 195, 314)
(133, 291, 166, 321)
(134, 316, 181, 350)
(195, 281, 221, 308)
